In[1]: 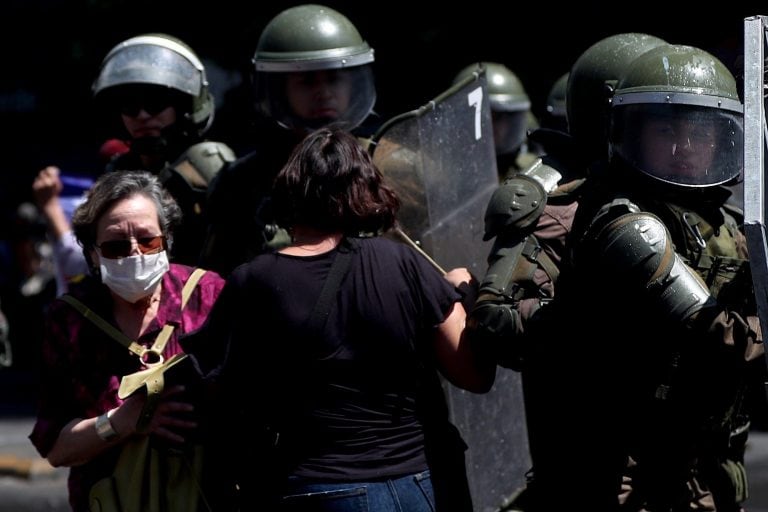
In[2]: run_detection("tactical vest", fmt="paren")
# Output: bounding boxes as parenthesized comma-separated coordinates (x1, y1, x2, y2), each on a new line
(653, 201, 749, 300)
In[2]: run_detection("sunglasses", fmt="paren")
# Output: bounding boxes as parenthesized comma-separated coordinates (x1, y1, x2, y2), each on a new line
(96, 235, 167, 259)
(118, 95, 176, 117)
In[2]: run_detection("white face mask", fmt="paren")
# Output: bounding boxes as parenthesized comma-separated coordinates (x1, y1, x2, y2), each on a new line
(99, 251, 170, 303)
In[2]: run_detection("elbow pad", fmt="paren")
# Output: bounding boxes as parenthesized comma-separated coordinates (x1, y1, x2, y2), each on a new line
(594, 212, 715, 322)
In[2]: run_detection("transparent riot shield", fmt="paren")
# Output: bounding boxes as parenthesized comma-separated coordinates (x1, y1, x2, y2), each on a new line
(370, 67, 531, 512)
(743, 15, 768, 365)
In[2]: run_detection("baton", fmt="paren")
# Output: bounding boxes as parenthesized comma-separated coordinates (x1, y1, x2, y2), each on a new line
(391, 226, 446, 275)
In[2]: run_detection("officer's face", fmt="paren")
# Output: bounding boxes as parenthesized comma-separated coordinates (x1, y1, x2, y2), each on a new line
(639, 115, 716, 181)
(121, 107, 177, 140)
(114, 84, 181, 140)
(285, 70, 352, 123)
(491, 110, 528, 156)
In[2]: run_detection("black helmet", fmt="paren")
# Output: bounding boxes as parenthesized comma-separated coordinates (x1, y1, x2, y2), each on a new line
(609, 44, 743, 188)
(92, 33, 214, 137)
(252, 4, 376, 133)
(566, 33, 667, 164)
(453, 62, 531, 156)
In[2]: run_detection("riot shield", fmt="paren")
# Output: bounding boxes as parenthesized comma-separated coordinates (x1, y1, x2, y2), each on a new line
(370, 69, 497, 275)
(743, 15, 768, 365)
(370, 67, 531, 512)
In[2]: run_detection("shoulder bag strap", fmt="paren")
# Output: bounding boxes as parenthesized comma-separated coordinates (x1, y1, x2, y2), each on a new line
(149, 268, 208, 356)
(59, 294, 143, 356)
(121, 268, 207, 429)
(60, 268, 208, 361)
(306, 239, 355, 333)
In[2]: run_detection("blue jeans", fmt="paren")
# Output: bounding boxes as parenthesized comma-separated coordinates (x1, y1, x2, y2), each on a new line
(278, 470, 435, 512)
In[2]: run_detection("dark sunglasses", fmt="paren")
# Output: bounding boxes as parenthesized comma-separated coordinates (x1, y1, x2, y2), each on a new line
(118, 94, 176, 117)
(96, 235, 167, 259)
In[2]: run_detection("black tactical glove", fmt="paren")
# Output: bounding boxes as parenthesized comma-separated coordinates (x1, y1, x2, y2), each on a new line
(466, 296, 527, 371)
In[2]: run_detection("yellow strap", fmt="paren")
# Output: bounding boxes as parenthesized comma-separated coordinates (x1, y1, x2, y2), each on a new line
(59, 295, 146, 358)
(181, 268, 207, 309)
(122, 269, 207, 429)
(144, 267, 207, 359)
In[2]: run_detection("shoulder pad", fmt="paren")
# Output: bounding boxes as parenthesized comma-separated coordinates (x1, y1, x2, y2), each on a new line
(582, 197, 641, 243)
(593, 197, 641, 222)
(483, 174, 547, 240)
(170, 141, 236, 186)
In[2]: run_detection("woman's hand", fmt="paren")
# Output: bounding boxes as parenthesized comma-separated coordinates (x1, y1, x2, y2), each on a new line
(444, 267, 479, 312)
(116, 385, 198, 444)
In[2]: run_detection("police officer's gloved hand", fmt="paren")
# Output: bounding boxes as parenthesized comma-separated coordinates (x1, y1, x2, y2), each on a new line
(466, 295, 526, 371)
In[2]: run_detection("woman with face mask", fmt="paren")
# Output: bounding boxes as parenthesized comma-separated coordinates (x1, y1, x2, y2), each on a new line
(28, 170, 226, 512)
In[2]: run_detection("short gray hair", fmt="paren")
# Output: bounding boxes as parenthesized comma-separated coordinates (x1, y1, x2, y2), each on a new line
(72, 170, 182, 253)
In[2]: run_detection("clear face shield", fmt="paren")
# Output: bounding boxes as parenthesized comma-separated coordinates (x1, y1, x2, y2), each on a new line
(612, 103, 743, 187)
(491, 109, 529, 156)
(254, 64, 376, 133)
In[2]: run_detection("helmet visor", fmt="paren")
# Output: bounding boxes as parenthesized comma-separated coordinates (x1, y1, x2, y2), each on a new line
(93, 44, 204, 97)
(255, 65, 375, 133)
(492, 110, 528, 156)
(612, 104, 743, 187)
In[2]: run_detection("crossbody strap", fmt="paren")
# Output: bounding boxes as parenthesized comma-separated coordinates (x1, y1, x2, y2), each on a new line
(148, 268, 207, 360)
(60, 295, 142, 355)
(306, 238, 355, 333)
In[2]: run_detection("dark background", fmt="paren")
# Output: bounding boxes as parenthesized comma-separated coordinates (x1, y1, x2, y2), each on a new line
(0, 1, 761, 221)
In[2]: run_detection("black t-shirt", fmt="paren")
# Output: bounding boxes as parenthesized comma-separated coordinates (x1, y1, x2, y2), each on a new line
(193, 236, 462, 481)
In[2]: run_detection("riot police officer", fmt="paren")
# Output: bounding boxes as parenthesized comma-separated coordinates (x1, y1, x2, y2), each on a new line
(91, 33, 234, 266)
(201, 4, 378, 276)
(34, 33, 233, 274)
(523, 43, 761, 510)
(464, 33, 671, 511)
(468, 33, 667, 370)
(599, 45, 762, 509)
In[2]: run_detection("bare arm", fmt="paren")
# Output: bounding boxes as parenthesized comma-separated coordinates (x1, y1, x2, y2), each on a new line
(433, 268, 496, 393)
(32, 166, 70, 241)
(46, 385, 197, 467)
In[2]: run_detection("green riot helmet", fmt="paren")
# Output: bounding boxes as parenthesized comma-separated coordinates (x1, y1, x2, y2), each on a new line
(609, 44, 743, 188)
(252, 4, 376, 133)
(453, 62, 531, 156)
(92, 33, 214, 137)
(542, 72, 569, 132)
(566, 33, 667, 164)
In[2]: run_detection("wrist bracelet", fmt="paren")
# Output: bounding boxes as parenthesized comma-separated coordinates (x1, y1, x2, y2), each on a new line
(95, 410, 118, 441)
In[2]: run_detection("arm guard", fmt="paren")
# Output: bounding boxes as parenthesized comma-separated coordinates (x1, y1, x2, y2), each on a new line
(466, 160, 564, 370)
(479, 158, 564, 298)
(589, 207, 715, 322)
